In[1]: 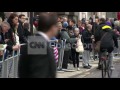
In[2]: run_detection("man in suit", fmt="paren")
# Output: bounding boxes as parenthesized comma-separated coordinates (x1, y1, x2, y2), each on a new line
(18, 12, 58, 78)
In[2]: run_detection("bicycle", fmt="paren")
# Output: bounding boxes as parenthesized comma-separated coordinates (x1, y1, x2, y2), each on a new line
(101, 50, 113, 78)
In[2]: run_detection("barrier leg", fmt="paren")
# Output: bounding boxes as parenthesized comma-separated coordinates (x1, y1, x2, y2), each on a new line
(13, 51, 19, 78)
(1, 50, 9, 78)
(57, 49, 62, 70)
(2, 60, 8, 78)
(13, 56, 18, 78)
(57, 40, 64, 70)
(59, 40, 66, 69)
(59, 48, 64, 69)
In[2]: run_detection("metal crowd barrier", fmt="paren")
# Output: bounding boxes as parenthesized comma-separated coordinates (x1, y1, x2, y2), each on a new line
(0, 44, 26, 78)
(0, 49, 20, 78)
(57, 39, 66, 70)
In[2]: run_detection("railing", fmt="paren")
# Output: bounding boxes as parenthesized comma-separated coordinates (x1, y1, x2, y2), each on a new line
(0, 44, 27, 78)
(0, 49, 20, 78)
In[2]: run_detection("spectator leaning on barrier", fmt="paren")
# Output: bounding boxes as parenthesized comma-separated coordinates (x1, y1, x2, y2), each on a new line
(0, 22, 20, 52)
(7, 13, 20, 45)
(18, 12, 58, 78)
(82, 24, 93, 69)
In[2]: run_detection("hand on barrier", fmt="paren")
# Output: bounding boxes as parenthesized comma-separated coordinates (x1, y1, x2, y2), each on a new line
(12, 45, 20, 50)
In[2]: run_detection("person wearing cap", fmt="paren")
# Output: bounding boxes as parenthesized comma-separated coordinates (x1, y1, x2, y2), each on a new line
(62, 17, 68, 29)
(106, 18, 112, 27)
(60, 23, 78, 71)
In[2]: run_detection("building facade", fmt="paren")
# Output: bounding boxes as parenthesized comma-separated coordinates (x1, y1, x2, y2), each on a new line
(78, 12, 107, 20)
(4, 12, 119, 22)
(106, 12, 117, 18)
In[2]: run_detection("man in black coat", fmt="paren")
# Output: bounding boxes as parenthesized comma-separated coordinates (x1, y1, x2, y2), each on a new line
(91, 18, 99, 35)
(18, 14, 27, 44)
(18, 12, 58, 78)
(82, 24, 93, 69)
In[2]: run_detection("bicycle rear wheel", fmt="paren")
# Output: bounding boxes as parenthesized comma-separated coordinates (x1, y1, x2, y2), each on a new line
(101, 60, 107, 78)
(107, 60, 113, 78)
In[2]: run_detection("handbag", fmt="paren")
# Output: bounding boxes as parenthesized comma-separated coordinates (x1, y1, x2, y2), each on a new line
(94, 32, 107, 52)
(76, 35, 84, 53)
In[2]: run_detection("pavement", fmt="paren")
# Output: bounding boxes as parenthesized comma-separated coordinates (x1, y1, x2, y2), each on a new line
(83, 60, 120, 78)
(57, 57, 120, 78)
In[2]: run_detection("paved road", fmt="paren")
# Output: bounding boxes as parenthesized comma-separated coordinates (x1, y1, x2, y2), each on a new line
(74, 60, 120, 78)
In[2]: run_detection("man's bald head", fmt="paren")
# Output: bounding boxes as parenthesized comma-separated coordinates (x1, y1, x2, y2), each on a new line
(74, 28, 79, 31)
(74, 28, 80, 36)
(63, 17, 68, 22)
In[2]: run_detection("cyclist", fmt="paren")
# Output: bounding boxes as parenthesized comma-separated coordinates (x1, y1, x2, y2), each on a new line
(94, 18, 118, 70)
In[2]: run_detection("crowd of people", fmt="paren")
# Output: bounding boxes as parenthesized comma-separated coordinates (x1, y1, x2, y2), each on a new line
(0, 13, 32, 58)
(0, 12, 120, 78)
(55, 16, 120, 71)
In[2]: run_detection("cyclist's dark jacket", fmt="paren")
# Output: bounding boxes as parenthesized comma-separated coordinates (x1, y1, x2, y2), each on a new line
(95, 23, 118, 52)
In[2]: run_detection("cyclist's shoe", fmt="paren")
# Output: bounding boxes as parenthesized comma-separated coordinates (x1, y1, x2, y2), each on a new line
(88, 64, 92, 68)
(83, 66, 91, 69)
(97, 65, 102, 70)
(110, 66, 115, 70)
(77, 68, 80, 71)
